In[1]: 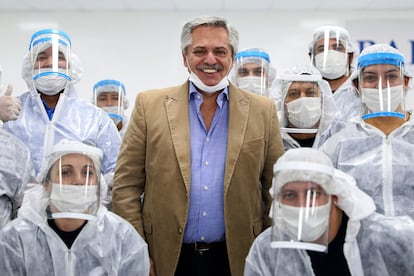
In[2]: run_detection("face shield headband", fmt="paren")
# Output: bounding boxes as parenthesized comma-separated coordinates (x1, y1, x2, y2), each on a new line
(94, 79, 126, 124)
(235, 51, 271, 96)
(358, 52, 405, 119)
(279, 73, 323, 134)
(271, 161, 334, 252)
(30, 29, 72, 82)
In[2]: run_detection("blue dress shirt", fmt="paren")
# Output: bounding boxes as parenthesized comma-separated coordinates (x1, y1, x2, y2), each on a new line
(183, 82, 229, 243)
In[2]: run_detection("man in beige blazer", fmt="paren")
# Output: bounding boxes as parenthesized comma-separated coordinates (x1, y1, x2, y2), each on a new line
(112, 16, 284, 276)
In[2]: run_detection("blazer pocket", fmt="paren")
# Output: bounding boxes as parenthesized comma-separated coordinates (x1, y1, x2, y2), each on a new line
(252, 218, 264, 237)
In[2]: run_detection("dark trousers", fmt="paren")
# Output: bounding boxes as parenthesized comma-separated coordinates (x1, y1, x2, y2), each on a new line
(175, 242, 231, 276)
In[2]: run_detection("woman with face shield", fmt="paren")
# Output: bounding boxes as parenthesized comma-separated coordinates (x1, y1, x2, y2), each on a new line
(93, 79, 130, 137)
(320, 44, 414, 218)
(245, 148, 414, 276)
(275, 64, 345, 150)
(2, 29, 121, 185)
(0, 140, 149, 275)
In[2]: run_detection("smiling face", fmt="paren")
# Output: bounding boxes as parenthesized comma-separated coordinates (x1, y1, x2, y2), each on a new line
(183, 25, 234, 87)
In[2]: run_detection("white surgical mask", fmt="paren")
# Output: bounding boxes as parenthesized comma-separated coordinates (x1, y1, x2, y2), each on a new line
(189, 72, 229, 94)
(280, 203, 330, 242)
(237, 76, 268, 95)
(101, 106, 124, 125)
(286, 97, 321, 129)
(361, 85, 404, 113)
(50, 183, 97, 214)
(314, 50, 348, 80)
(34, 74, 69, 95)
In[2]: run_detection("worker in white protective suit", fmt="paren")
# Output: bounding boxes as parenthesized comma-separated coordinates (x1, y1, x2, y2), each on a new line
(0, 140, 150, 275)
(230, 48, 276, 97)
(93, 79, 130, 138)
(308, 25, 360, 122)
(244, 147, 414, 276)
(320, 44, 414, 218)
(0, 128, 34, 228)
(274, 64, 345, 150)
(3, 29, 121, 183)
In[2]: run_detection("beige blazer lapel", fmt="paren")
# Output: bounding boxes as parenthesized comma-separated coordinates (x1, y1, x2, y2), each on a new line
(164, 83, 192, 193)
(225, 84, 250, 194)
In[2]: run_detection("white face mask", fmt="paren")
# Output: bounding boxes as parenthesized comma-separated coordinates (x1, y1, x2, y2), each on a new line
(286, 97, 322, 129)
(34, 74, 69, 95)
(189, 72, 229, 94)
(361, 85, 404, 113)
(314, 50, 348, 80)
(186, 56, 230, 94)
(101, 106, 124, 125)
(237, 76, 268, 96)
(280, 203, 330, 242)
(50, 183, 98, 214)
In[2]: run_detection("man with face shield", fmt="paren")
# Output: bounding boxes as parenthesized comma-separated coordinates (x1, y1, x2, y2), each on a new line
(245, 148, 414, 276)
(275, 64, 344, 150)
(320, 44, 414, 218)
(0, 128, 34, 229)
(112, 16, 284, 276)
(3, 29, 121, 194)
(230, 48, 276, 97)
(93, 79, 130, 137)
(0, 139, 150, 275)
(309, 25, 361, 122)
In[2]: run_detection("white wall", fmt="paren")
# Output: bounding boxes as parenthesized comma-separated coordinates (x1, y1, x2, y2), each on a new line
(0, 10, 413, 115)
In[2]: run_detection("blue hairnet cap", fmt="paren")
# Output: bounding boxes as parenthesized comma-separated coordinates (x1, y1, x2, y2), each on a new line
(93, 79, 126, 95)
(235, 49, 270, 62)
(357, 44, 405, 68)
(29, 29, 71, 50)
(358, 52, 405, 68)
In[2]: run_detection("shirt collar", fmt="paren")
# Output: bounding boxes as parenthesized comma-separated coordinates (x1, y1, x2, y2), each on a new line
(188, 81, 229, 104)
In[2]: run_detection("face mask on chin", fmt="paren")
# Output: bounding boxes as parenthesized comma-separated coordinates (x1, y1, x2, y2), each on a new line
(186, 57, 230, 94)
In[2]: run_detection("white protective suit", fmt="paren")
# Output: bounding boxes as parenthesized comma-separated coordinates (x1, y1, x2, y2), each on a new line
(0, 184, 150, 275)
(3, 44, 121, 178)
(320, 44, 414, 218)
(0, 128, 34, 228)
(245, 148, 414, 276)
(274, 65, 346, 150)
(320, 119, 414, 218)
(3, 85, 121, 177)
(332, 77, 361, 122)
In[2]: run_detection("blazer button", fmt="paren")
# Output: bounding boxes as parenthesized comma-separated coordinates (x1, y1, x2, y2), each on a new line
(178, 227, 183, 234)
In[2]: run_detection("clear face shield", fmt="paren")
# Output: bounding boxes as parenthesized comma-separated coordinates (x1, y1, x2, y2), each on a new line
(358, 53, 406, 120)
(283, 80, 322, 133)
(93, 80, 126, 126)
(234, 51, 270, 96)
(271, 162, 333, 252)
(45, 153, 101, 221)
(311, 27, 350, 80)
(29, 29, 71, 95)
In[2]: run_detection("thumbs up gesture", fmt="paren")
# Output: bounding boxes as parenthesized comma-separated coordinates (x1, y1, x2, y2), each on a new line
(0, 84, 21, 122)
